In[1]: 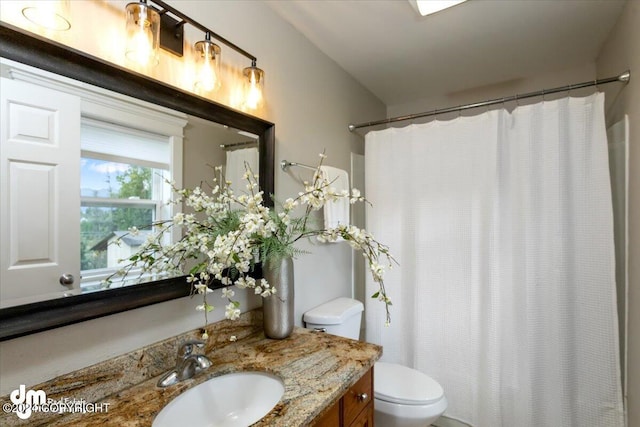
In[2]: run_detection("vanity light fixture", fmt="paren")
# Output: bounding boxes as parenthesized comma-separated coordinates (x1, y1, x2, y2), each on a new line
(194, 32, 221, 93)
(409, 0, 468, 16)
(125, 0, 161, 67)
(21, 0, 71, 31)
(130, 0, 266, 109)
(243, 60, 265, 110)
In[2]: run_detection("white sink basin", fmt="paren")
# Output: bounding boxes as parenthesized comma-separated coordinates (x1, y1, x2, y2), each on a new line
(152, 371, 285, 427)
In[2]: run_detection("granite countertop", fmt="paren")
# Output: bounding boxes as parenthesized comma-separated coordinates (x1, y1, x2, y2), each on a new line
(41, 327, 382, 426)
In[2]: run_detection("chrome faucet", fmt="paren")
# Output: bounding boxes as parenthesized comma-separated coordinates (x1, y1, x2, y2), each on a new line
(157, 340, 212, 387)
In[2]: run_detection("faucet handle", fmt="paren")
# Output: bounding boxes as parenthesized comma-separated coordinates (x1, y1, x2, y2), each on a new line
(177, 340, 206, 360)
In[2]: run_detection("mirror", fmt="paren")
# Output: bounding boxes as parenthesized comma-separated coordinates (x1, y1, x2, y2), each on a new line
(0, 23, 275, 341)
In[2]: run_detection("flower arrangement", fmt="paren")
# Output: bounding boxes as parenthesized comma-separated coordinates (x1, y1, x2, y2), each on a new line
(104, 153, 395, 333)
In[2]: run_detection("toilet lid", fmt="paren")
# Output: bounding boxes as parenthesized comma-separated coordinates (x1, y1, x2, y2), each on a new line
(375, 362, 444, 405)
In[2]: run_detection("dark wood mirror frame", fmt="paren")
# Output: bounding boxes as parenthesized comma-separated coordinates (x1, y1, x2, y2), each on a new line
(0, 23, 275, 341)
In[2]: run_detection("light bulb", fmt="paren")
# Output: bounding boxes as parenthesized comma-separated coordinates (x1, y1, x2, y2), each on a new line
(243, 63, 264, 110)
(127, 27, 154, 66)
(194, 35, 221, 93)
(246, 73, 262, 110)
(198, 61, 217, 92)
(125, 1, 160, 67)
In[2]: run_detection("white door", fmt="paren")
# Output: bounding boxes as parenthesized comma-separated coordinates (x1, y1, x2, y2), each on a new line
(0, 77, 81, 307)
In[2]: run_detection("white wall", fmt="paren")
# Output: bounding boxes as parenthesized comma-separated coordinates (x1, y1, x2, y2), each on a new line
(597, 2, 640, 425)
(387, 62, 597, 120)
(0, 0, 384, 395)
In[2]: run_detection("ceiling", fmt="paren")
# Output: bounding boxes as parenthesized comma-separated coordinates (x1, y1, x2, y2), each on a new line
(265, 0, 626, 107)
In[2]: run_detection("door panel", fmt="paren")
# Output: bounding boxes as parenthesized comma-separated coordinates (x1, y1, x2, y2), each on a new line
(1, 77, 81, 307)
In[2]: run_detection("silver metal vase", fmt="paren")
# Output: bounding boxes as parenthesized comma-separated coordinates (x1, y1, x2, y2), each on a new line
(262, 256, 294, 339)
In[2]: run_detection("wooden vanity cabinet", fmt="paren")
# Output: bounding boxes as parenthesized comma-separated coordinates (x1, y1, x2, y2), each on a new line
(314, 403, 341, 426)
(313, 367, 374, 427)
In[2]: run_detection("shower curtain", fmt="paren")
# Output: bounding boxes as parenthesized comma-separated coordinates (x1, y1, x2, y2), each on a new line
(364, 93, 624, 427)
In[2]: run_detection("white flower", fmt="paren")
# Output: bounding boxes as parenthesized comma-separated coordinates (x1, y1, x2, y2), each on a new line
(222, 287, 235, 298)
(225, 303, 241, 320)
(283, 198, 298, 211)
(235, 276, 256, 289)
(128, 226, 139, 236)
(370, 262, 385, 283)
(173, 212, 185, 224)
(194, 283, 213, 294)
(350, 188, 363, 204)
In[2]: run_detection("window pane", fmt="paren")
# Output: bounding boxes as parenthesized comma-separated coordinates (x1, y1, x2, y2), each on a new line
(80, 205, 155, 271)
(81, 158, 155, 199)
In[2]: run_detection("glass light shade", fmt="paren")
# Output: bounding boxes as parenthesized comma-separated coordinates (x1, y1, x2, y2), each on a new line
(243, 63, 265, 110)
(125, 0, 160, 67)
(194, 37, 221, 93)
(22, 0, 71, 31)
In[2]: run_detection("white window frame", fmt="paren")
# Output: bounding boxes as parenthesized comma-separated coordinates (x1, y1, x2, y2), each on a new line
(79, 146, 171, 287)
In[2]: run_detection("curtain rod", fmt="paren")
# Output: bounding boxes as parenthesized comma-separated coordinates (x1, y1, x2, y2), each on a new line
(219, 140, 258, 149)
(348, 70, 630, 132)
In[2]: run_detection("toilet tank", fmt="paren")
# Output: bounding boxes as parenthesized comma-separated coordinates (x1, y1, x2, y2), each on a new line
(303, 297, 364, 340)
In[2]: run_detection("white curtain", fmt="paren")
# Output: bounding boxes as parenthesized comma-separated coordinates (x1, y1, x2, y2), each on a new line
(365, 93, 624, 427)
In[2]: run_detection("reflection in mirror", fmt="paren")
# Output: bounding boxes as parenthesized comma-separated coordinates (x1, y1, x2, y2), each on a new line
(0, 23, 274, 340)
(1, 57, 259, 308)
(83, 117, 259, 292)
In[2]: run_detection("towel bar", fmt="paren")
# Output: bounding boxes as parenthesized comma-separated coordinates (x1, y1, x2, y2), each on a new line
(280, 160, 316, 171)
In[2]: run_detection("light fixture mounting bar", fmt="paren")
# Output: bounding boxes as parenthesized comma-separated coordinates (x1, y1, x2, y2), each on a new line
(158, 10, 184, 56)
(151, 0, 257, 62)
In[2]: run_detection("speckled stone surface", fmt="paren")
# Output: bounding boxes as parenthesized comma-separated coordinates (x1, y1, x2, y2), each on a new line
(0, 310, 381, 426)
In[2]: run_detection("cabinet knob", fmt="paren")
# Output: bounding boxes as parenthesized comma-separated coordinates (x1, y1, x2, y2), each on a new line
(59, 273, 74, 286)
(357, 392, 368, 401)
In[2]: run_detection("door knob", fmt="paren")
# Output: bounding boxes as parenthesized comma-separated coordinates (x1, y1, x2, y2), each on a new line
(59, 273, 74, 286)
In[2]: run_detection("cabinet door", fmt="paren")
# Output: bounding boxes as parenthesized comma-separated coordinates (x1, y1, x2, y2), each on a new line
(344, 368, 373, 426)
(349, 402, 374, 427)
(312, 400, 341, 427)
(0, 77, 81, 307)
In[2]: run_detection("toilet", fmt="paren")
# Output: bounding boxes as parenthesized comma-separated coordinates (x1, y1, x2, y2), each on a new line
(304, 297, 448, 427)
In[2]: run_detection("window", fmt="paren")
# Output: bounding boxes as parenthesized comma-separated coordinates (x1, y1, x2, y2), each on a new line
(79, 120, 173, 289)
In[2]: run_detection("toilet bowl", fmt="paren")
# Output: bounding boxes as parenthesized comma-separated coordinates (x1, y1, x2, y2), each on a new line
(375, 362, 448, 427)
(303, 298, 448, 427)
